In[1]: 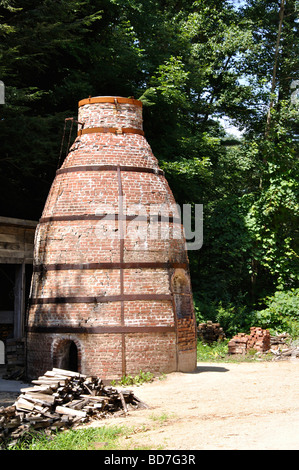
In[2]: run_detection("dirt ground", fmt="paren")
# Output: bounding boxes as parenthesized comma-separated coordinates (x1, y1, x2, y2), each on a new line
(1, 360, 299, 450)
(0, 392, 19, 408)
(92, 360, 299, 450)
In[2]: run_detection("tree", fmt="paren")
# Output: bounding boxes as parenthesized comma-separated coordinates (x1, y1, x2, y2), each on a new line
(0, 0, 297, 324)
(265, 0, 285, 136)
(235, 0, 299, 299)
(0, 0, 106, 218)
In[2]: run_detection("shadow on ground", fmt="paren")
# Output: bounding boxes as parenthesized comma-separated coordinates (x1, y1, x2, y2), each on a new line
(189, 364, 230, 374)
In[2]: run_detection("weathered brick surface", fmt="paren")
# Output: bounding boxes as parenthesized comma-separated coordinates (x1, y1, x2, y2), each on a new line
(78, 100, 143, 131)
(124, 301, 175, 327)
(125, 333, 177, 375)
(28, 303, 122, 328)
(35, 221, 120, 264)
(30, 269, 121, 298)
(27, 96, 197, 380)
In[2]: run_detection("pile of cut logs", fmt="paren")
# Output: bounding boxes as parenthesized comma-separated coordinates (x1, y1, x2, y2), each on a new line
(270, 332, 290, 350)
(0, 368, 147, 448)
(197, 321, 226, 344)
(228, 327, 270, 354)
(270, 333, 299, 360)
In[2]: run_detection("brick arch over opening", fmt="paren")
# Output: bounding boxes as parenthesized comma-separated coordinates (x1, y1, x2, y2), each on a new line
(51, 336, 83, 373)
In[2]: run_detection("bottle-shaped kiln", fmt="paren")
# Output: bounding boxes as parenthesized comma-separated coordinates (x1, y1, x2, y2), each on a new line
(26, 96, 197, 380)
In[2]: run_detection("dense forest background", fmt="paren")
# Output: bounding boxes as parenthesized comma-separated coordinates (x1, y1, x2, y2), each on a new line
(0, 0, 298, 336)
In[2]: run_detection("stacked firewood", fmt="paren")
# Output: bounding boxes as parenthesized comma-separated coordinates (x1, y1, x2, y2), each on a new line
(197, 321, 226, 344)
(270, 332, 290, 350)
(228, 327, 270, 354)
(269, 333, 299, 360)
(0, 368, 147, 448)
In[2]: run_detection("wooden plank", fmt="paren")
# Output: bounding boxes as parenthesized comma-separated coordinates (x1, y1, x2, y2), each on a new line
(0, 241, 22, 251)
(20, 386, 53, 394)
(0, 249, 33, 259)
(0, 233, 22, 244)
(14, 263, 25, 338)
(22, 392, 55, 405)
(0, 216, 37, 228)
(31, 379, 65, 387)
(0, 228, 31, 258)
(15, 397, 35, 412)
(52, 367, 87, 378)
(0, 256, 33, 264)
(55, 406, 87, 418)
(119, 391, 128, 414)
(80, 395, 109, 402)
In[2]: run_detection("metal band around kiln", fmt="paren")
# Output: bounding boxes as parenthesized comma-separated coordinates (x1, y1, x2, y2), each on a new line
(56, 165, 164, 176)
(27, 325, 175, 334)
(33, 262, 188, 272)
(39, 213, 181, 224)
(78, 97, 142, 108)
(77, 127, 144, 137)
(30, 294, 172, 305)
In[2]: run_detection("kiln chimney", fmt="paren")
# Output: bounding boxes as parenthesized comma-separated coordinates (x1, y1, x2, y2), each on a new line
(26, 96, 197, 380)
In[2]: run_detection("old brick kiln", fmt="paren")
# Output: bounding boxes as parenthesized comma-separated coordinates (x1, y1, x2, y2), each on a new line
(26, 96, 197, 380)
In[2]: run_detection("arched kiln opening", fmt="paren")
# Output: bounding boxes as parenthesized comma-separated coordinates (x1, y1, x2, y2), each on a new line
(53, 339, 79, 372)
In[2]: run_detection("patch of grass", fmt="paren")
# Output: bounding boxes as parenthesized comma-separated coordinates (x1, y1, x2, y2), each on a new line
(111, 370, 154, 387)
(196, 339, 273, 363)
(9, 425, 127, 450)
(158, 373, 167, 381)
(197, 339, 229, 362)
(149, 412, 175, 423)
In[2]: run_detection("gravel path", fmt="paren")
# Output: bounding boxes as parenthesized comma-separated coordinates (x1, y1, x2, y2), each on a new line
(2, 361, 299, 450)
(98, 360, 299, 450)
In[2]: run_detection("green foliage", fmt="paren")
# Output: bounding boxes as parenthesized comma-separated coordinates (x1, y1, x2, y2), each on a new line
(254, 289, 299, 335)
(196, 338, 274, 362)
(111, 370, 154, 387)
(194, 292, 255, 337)
(195, 289, 299, 339)
(215, 301, 253, 337)
(245, 178, 299, 287)
(8, 425, 126, 450)
(140, 56, 190, 108)
(197, 339, 229, 361)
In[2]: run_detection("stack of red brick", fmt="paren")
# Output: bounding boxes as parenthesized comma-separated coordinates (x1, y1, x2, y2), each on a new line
(228, 327, 270, 354)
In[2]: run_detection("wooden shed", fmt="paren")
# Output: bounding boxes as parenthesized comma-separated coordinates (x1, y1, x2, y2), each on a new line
(0, 216, 37, 367)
